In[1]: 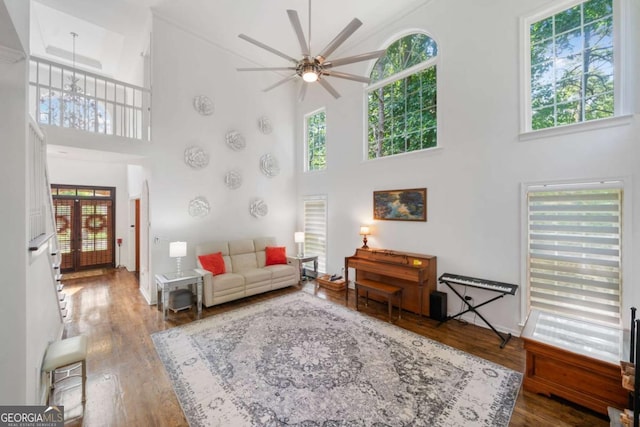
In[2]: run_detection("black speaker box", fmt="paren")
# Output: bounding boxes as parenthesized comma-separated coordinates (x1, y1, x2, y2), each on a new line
(429, 291, 448, 321)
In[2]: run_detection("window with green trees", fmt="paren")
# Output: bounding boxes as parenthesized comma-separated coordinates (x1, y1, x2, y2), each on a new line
(305, 109, 326, 171)
(367, 33, 438, 159)
(529, 0, 614, 130)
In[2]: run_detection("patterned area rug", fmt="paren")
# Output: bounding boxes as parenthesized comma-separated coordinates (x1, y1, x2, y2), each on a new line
(152, 292, 522, 426)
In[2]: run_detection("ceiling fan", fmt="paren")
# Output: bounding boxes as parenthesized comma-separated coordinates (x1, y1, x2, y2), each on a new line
(237, 0, 385, 101)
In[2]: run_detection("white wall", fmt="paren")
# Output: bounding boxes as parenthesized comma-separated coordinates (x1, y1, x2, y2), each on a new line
(0, 0, 29, 403)
(296, 0, 640, 335)
(148, 15, 298, 296)
(1, 0, 63, 405)
(47, 156, 134, 270)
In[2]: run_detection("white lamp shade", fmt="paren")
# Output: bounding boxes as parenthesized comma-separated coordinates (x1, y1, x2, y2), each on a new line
(294, 232, 305, 243)
(169, 241, 187, 258)
(359, 226, 370, 236)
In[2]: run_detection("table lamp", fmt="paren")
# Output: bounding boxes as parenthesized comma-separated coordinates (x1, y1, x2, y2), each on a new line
(169, 241, 187, 276)
(359, 226, 370, 249)
(294, 232, 305, 257)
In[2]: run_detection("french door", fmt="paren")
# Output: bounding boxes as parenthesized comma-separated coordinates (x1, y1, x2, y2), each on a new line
(52, 185, 116, 272)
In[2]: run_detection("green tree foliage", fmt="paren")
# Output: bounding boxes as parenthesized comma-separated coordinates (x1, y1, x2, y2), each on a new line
(530, 0, 614, 130)
(368, 34, 438, 160)
(307, 111, 326, 171)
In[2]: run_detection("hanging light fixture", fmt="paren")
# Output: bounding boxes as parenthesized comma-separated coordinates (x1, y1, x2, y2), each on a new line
(65, 31, 83, 129)
(39, 32, 105, 132)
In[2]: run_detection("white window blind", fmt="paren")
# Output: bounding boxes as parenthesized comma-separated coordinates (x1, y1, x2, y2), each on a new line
(527, 186, 622, 326)
(303, 196, 327, 274)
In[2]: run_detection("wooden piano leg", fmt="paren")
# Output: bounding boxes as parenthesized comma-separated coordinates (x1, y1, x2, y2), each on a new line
(398, 290, 402, 320)
(355, 283, 359, 312)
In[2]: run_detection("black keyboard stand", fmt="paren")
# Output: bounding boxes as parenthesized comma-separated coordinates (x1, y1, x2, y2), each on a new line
(438, 279, 513, 349)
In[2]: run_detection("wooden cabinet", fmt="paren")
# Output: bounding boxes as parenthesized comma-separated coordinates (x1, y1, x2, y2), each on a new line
(521, 309, 627, 415)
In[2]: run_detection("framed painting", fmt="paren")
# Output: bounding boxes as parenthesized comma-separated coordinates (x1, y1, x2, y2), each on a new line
(373, 188, 427, 222)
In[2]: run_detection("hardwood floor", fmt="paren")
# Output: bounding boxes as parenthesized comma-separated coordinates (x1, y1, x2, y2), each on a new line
(58, 269, 609, 426)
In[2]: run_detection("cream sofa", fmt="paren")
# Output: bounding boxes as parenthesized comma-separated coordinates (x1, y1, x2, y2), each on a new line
(194, 237, 299, 307)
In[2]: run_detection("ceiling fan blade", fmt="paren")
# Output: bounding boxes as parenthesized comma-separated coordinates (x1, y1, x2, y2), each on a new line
(287, 10, 310, 57)
(238, 34, 298, 64)
(263, 74, 298, 92)
(322, 70, 370, 83)
(317, 18, 362, 61)
(238, 67, 297, 71)
(324, 50, 386, 68)
(318, 78, 341, 99)
(298, 82, 308, 102)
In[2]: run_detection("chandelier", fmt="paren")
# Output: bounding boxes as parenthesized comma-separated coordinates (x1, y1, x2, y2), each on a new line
(64, 31, 86, 129)
(39, 32, 106, 131)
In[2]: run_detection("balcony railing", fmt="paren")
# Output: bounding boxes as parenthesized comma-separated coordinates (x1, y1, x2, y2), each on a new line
(29, 56, 151, 141)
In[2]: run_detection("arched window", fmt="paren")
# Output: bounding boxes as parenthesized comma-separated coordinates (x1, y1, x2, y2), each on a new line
(367, 33, 438, 159)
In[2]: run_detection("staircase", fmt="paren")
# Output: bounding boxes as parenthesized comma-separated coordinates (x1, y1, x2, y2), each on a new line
(28, 116, 67, 321)
(46, 161, 67, 320)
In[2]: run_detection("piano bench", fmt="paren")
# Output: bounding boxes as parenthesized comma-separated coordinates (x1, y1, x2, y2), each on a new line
(355, 279, 402, 322)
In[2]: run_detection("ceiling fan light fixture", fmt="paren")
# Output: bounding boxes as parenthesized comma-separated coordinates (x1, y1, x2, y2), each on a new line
(238, 0, 385, 99)
(302, 64, 319, 82)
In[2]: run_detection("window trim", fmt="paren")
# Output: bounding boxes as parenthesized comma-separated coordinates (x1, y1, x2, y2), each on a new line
(519, 0, 628, 137)
(303, 107, 327, 173)
(519, 177, 631, 327)
(363, 31, 440, 161)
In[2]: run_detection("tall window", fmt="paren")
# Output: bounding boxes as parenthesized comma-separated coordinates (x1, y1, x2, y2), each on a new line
(367, 33, 438, 159)
(303, 196, 327, 274)
(305, 109, 326, 172)
(526, 184, 622, 326)
(527, 0, 615, 131)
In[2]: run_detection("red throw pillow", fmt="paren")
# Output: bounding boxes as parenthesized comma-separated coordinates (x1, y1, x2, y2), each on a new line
(265, 246, 287, 266)
(198, 252, 226, 275)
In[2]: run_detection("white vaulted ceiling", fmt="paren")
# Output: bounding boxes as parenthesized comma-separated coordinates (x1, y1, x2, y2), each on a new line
(30, 0, 430, 84)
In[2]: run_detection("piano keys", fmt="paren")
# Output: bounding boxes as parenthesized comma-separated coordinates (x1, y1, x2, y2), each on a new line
(345, 248, 437, 317)
(438, 272, 518, 295)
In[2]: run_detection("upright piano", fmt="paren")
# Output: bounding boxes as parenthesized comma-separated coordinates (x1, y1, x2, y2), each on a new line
(345, 248, 437, 317)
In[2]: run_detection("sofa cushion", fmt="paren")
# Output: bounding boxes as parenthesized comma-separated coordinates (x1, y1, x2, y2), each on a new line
(229, 239, 255, 255)
(212, 273, 245, 292)
(265, 246, 287, 265)
(198, 252, 226, 275)
(264, 264, 297, 279)
(242, 268, 272, 285)
(231, 252, 258, 272)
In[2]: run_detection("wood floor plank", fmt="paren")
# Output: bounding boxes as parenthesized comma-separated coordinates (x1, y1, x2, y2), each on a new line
(58, 270, 609, 426)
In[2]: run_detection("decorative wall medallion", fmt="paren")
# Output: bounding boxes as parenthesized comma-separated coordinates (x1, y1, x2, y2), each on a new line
(224, 170, 242, 189)
(260, 153, 280, 177)
(257, 116, 272, 134)
(225, 130, 246, 151)
(249, 198, 268, 218)
(193, 95, 214, 116)
(188, 196, 210, 217)
(184, 146, 209, 169)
